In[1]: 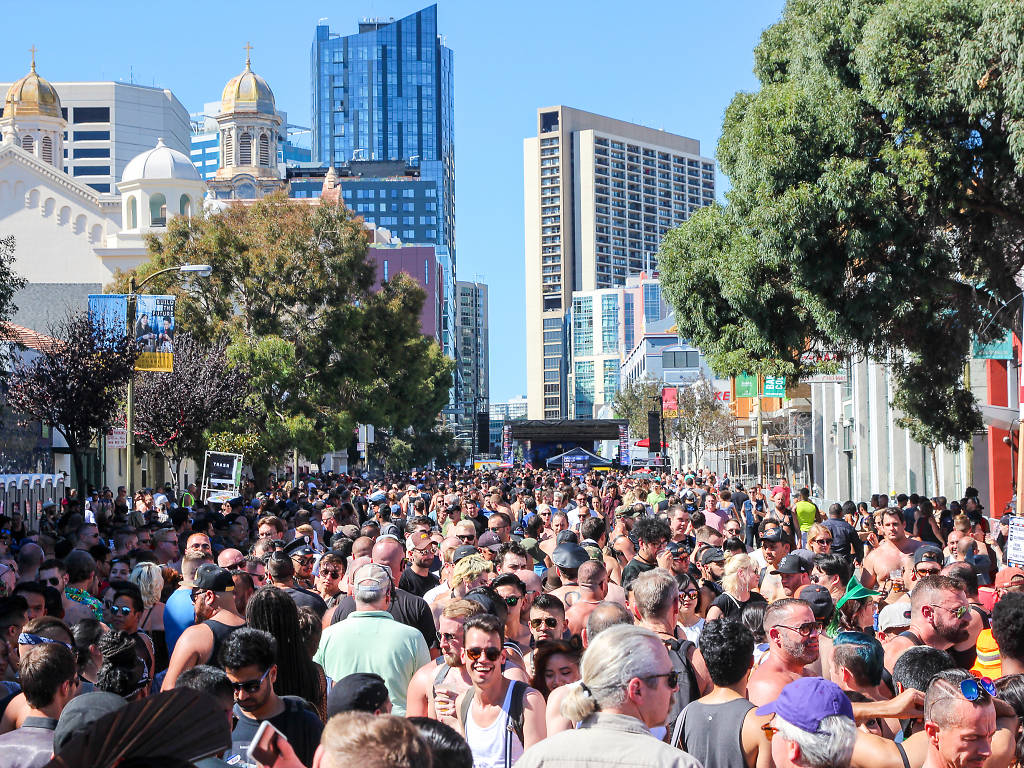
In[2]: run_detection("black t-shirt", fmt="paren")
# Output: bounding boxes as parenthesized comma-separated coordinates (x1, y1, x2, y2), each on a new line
(398, 567, 440, 598)
(621, 557, 657, 591)
(332, 587, 437, 649)
(230, 696, 323, 767)
(710, 591, 766, 620)
(281, 586, 328, 619)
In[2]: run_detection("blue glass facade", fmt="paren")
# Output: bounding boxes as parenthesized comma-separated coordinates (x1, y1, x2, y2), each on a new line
(311, 5, 454, 269)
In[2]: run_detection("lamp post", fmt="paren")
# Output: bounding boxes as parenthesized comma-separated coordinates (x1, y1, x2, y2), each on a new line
(125, 264, 212, 496)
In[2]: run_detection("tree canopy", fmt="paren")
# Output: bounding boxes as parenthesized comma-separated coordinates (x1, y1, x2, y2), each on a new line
(658, 0, 1024, 449)
(110, 194, 453, 477)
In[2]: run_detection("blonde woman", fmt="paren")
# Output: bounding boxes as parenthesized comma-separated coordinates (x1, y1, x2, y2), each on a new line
(705, 553, 765, 621)
(130, 561, 167, 671)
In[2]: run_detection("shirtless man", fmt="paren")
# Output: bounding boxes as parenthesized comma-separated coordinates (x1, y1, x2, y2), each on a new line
(882, 575, 970, 674)
(160, 565, 246, 690)
(860, 508, 924, 591)
(746, 598, 818, 706)
(539, 513, 570, 560)
(565, 560, 609, 637)
(548, 543, 590, 607)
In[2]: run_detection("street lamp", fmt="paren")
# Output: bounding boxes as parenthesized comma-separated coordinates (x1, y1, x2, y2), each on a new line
(125, 264, 212, 495)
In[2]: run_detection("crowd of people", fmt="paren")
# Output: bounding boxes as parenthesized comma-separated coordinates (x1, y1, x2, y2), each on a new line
(0, 467, 1022, 768)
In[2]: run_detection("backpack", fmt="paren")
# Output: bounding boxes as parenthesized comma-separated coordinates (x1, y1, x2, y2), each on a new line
(458, 681, 527, 768)
(662, 637, 700, 727)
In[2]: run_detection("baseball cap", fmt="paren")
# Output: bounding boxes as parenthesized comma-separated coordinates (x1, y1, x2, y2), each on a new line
(913, 544, 943, 566)
(798, 584, 834, 622)
(352, 562, 392, 591)
(665, 540, 692, 556)
(339, 524, 360, 540)
(192, 564, 234, 593)
(877, 602, 912, 632)
(477, 531, 502, 552)
(772, 554, 809, 575)
(452, 544, 479, 564)
(697, 547, 725, 565)
(756, 677, 854, 732)
(555, 530, 579, 545)
(760, 529, 785, 544)
(327, 673, 390, 718)
(995, 567, 1024, 588)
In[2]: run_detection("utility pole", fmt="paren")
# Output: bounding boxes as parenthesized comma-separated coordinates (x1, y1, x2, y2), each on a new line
(756, 396, 764, 486)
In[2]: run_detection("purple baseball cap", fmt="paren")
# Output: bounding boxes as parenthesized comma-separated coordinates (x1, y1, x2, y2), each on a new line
(755, 678, 854, 732)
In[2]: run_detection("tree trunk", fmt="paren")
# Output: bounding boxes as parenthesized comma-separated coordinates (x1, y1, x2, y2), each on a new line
(69, 444, 87, 501)
(930, 445, 941, 497)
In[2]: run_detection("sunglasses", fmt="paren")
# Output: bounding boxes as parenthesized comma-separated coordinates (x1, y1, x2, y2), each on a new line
(761, 722, 779, 741)
(320, 569, 342, 579)
(929, 604, 969, 619)
(503, 595, 521, 606)
(295, 556, 315, 566)
(681, 589, 699, 600)
(465, 646, 501, 662)
(437, 631, 459, 644)
(915, 567, 941, 577)
(456, 535, 476, 542)
(776, 621, 818, 637)
(42, 577, 61, 587)
(530, 617, 559, 629)
(231, 667, 271, 694)
(811, 538, 833, 545)
(958, 676, 996, 701)
(108, 604, 133, 616)
(645, 670, 680, 689)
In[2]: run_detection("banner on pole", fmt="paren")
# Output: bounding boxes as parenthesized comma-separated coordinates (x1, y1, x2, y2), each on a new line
(618, 423, 630, 467)
(502, 424, 513, 464)
(662, 387, 678, 418)
(1007, 515, 1024, 568)
(736, 373, 757, 398)
(762, 376, 786, 398)
(973, 331, 1014, 360)
(134, 295, 176, 372)
(201, 450, 243, 503)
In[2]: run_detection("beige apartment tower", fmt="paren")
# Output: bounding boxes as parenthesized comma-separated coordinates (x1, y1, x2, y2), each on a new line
(524, 106, 715, 419)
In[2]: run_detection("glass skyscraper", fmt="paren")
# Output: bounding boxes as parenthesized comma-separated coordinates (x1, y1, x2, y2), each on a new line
(311, 5, 454, 269)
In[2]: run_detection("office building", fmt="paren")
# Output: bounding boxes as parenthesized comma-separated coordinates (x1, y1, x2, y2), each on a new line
(524, 106, 715, 419)
(310, 5, 454, 268)
(490, 395, 529, 421)
(455, 280, 488, 451)
(0, 77, 190, 195)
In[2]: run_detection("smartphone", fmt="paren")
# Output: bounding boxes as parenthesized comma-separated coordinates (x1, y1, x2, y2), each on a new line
(246, 720, 287, 766)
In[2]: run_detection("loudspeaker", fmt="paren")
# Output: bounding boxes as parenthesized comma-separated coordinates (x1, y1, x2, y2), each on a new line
(477, 412, 490, 454)
(647, 410, 661, 455)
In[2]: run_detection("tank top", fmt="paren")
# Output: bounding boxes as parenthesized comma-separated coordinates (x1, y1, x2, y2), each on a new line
(465, 681, 524, 768)
(673, 697, 754, 768)
(204, 619, 242, 666)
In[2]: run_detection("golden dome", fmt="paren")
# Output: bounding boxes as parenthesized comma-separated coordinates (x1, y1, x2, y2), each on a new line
(4, 51, 62, 120)
(220, 46, 275, 115)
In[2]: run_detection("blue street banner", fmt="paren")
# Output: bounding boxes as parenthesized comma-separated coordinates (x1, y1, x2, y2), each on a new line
(618, 423, 630, 466)
(134, 295, 176, 372)
(502, 424, 513, 464)
(88, 294, 128, 338)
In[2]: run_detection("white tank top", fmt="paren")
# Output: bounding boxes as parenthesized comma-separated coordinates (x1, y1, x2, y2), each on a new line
(465, 681, 524, 768)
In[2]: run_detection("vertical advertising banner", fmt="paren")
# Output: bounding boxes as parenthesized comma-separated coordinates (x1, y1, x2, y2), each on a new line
(134, 295, 176, 372)
(502, 424, 512, 464)
(762, 376, 787, 398)
(735, 373, 758, 398)
(88, 294, 128, 338)
(618, 423, 630, 466)
(662, 386, 679, 418)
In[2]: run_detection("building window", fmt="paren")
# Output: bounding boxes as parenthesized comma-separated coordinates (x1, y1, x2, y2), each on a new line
(643, 283, 661, 323)
(73, 147, 110, 159)
(544, 370, 559, 382)
(663, 350, 699, 369)
(603, 359, 619, 397)
(72, 165, 109, 176)
(73, 106, 110, 123)
(383, 260, 389, 281)
(179, 194, 191, 216)
(601, 295, 618, 354)
(40, 136, 53, 164)
(127, 196, 137, 229)
(259, 134, 270, 166)
(572, 297, 593, 356)
(624, 294, 635, 352)
(574, 361, 595, 417)
(239, 132, 252, 165)
(224, 132, 234, 165)
(21, 135, 33, 153)
(73, 130, 109, 140)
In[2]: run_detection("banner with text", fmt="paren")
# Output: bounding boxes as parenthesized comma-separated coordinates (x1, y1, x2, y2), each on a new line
(662, 386, 679, 418)
(134, 295, 176, 372)
(618, 423, 630, 466)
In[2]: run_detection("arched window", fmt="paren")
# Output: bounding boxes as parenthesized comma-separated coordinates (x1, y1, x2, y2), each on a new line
(224, 131, 234, 166)
(127, 196, 137, 229)
(179, 194, 191, 216)
(149, 193, 167, 226)
(41, 136, 53, 165)
(21, 135, 34, 153)
(259, 134, 270, 166)
(239, 132, 252, 165)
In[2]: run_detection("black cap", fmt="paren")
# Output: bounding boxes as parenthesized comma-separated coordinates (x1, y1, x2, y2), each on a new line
(798, 584, 834, 621)
(760, 529, 785, 544)
(327, 673, 390, 718)
(665, 540, 691, 556)
(772, 554, 809, 575)
(53, 691, 127, 752)
(452, 544, 479, 563)
(283, 536, 315, 557)
(697, 547, 725, 565)
(555, 530, 579, 545)
(551, 543, 589, 570)
(193, 564, 235, 593)
(914, 544, 944, 565)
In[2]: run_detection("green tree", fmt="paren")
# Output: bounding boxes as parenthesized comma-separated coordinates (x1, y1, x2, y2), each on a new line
(0, 235, 28, 371)
(658, 0, 1024, 449)
(670, 376, 734, 471)
(111, 194, 453, 481)
(612, 376, 663, 437)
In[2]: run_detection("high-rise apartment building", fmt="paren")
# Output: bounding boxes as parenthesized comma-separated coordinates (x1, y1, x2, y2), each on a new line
(0, 80, 190, 194)
(456, 280, 488, 451)
(524, 106, 715, 419)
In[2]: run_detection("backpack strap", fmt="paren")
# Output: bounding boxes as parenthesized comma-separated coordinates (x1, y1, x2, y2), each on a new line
(670, 701, 693, 750)
(431, 660, 450, 701)
(458, 686, 475, 730)
(505, 681, 527, 768)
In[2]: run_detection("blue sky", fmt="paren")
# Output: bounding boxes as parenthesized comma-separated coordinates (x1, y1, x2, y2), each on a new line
(2, 0, 786, 402)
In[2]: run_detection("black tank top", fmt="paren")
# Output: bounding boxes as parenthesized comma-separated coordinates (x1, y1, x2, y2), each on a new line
(204, 619, 242, 666)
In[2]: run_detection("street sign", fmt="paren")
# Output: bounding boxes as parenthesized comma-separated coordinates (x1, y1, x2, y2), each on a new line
(800, 350, 845, 384)
(106, 428, 127, 449)
(762, 376, 786, 397)
(201, 451, 243, 503)
(973, 330, 1014, 360)
(1007, 515, 1024, 568)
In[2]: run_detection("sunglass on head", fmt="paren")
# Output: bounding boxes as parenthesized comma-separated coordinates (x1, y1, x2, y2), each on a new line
(231, 667, 271, 694)
(465, 646, 501, 662)
(958, 676, 996, 701)
(530, 617, 558, 629)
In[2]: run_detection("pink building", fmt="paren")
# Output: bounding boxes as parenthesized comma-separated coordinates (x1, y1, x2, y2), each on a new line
(368, 244, 444, 342)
